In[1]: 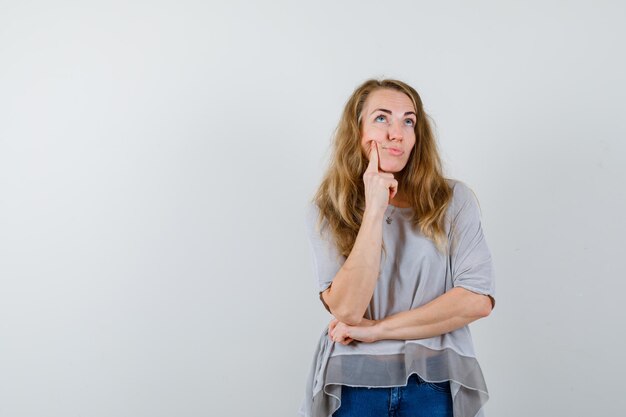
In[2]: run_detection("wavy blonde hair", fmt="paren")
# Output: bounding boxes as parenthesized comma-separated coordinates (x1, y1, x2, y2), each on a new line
(312, 78, 454, 257)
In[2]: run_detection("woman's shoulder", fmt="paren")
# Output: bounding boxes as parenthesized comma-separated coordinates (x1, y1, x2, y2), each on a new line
(304, 200, 319, 227)
(304, 200, 329, 237)
(304, 199, 319, 218)
(444, 178, 481, 216)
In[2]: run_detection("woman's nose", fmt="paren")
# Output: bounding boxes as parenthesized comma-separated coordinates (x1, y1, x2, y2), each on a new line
(388, 120, 404, 140)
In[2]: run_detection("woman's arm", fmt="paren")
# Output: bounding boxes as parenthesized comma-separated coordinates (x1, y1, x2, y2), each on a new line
(329, 287, 492, 344)
(320, 142, 397, 326)
(321, 208, 385, 326)
(328, 181, 496, 344)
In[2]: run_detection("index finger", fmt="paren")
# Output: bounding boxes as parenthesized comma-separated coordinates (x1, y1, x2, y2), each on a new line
(365, 141, 380, 173)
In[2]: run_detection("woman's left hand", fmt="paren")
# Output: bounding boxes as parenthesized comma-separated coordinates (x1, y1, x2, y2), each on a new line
(328, 318, 379, 345)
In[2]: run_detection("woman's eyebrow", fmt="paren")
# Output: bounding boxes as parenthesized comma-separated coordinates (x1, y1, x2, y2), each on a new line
(370, 108, 416, 117)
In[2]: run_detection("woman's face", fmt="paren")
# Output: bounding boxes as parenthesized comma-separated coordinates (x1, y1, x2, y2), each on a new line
(360, 88, 417, 174)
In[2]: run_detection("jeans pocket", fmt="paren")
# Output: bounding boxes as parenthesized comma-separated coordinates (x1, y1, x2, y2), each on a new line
(423, 380, 451, 393)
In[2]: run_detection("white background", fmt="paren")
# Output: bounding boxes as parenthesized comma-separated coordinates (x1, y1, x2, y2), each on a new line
(1, 1, 625, 416)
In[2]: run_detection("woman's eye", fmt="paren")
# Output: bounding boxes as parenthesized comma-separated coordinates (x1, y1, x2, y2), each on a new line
(375, 115, 387, 123)
(405, 119, 415, 126)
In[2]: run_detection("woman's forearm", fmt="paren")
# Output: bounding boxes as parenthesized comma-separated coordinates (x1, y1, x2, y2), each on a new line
(374, 287, 492, 340)
(330, 287, 493, 344)
(378, 287, 493, 340)
(321, 208, 385, 325)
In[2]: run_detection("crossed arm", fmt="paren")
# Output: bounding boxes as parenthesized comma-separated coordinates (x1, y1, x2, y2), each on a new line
(312, 184, 495, 345)
(328, 286, 494, 345)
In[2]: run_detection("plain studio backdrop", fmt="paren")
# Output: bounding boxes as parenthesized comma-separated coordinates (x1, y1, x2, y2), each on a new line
(1, 1, 624, 416)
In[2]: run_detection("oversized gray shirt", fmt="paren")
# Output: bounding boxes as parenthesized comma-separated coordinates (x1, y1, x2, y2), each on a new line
(299, 179, 496, 417)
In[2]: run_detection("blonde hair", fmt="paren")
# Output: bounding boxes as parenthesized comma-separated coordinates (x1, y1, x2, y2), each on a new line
(312, 78, 453, 257)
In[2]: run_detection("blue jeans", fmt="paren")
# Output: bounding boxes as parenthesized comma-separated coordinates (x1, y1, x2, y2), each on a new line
(332, 374, 453, 417)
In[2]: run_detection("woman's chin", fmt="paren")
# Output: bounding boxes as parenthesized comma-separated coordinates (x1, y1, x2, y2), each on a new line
(380, 165, 405, 174)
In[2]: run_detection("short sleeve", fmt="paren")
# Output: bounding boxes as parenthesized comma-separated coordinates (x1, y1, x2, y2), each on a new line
(304, 202, 346, 297)
(448, 182, 496, 308)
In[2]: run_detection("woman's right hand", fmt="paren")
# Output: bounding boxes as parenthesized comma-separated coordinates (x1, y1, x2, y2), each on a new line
(363, 141, 398, 216)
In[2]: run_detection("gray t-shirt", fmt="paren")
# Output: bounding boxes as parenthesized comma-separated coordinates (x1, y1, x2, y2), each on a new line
(299, 179, 496, 417)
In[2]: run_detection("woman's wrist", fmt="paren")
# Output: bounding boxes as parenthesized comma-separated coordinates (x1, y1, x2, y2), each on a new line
(371, 319, 385, 342)
(358, 318, 376, 328)
(363, 207, 386, 223)
(357, 318, 384, 342)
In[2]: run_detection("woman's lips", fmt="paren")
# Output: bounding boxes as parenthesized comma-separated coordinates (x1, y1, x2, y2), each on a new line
(382, 146, 403, 156)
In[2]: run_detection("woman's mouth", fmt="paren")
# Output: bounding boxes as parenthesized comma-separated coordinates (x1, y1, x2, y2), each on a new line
(382, 146, 403, 156)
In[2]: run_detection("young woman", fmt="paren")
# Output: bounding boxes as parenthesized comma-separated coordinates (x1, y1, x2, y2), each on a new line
(299, 79, 496, 417)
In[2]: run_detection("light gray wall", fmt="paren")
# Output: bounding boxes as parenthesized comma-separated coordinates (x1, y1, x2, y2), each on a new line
(1, 1, 624, 416)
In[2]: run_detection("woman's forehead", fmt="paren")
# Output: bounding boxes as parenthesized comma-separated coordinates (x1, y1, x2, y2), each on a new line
(365, 89, 415, 112)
